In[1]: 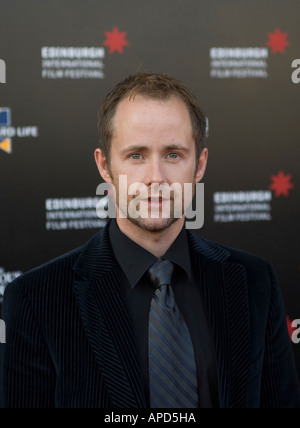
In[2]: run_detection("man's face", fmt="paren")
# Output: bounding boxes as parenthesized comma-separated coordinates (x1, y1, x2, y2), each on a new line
(96, 95, 208, 233)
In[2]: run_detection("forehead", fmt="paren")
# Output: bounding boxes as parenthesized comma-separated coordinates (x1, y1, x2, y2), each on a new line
(113, 95, 193, 135)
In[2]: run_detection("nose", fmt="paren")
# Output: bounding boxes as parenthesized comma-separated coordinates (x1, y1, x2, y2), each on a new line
(145, 158, 166, 186)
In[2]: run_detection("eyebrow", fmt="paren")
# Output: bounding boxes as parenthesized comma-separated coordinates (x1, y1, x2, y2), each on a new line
(120, 144, 191, 154)
(165, 144, 190, 152)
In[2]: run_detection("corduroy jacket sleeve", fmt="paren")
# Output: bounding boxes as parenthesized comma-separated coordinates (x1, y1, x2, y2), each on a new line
(0, 279, 56, 408)
(260, 264, 300, 408)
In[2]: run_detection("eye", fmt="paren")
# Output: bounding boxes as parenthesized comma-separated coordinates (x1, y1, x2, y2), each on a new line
(167, 153, 181, 160)
(130, 153, 142, 160)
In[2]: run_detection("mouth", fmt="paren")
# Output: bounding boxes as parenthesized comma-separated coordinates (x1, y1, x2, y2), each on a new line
(139, 196, 169, 206)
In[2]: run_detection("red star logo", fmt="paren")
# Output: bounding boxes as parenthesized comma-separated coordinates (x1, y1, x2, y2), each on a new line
(103, 26, 129, 54)
(286, 315, 295, 340)
(287, 316, 294, 341)
(269, 171, 294, 197)
(266, 28, 290, 54)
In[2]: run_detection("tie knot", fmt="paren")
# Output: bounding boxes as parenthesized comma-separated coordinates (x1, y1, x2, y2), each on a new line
(148, 259, 174, 289)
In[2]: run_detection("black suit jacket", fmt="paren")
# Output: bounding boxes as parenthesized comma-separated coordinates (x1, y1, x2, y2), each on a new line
(1, 223, 300, 408)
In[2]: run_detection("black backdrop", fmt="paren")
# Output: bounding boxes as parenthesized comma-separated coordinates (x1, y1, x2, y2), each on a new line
(1, 0, 299, 382)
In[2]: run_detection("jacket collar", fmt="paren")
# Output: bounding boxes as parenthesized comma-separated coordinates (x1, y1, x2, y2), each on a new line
(73, 222, 115, 281)
(73, 222, 232, 280)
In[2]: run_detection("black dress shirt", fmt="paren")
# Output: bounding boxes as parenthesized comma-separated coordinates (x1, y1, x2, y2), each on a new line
(109, 219, 219, 408)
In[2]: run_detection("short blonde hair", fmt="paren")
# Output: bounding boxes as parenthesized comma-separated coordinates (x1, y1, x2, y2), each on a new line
(97, 72, 207, 166)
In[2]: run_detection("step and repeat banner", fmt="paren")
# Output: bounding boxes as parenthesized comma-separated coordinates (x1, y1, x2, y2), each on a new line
(1, 0, 299, 380)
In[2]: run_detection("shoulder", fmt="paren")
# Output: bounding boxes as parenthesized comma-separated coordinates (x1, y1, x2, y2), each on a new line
(3, 247, 81, 305)
(187, 231, 274, 277)
(188, 231, 278, 309)
(4, 228, 106, 296)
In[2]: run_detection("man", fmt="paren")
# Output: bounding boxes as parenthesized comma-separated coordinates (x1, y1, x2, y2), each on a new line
(1, 72, 300, 408)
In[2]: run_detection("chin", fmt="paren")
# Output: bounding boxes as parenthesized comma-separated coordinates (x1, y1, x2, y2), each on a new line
(128, 216, 180, 233)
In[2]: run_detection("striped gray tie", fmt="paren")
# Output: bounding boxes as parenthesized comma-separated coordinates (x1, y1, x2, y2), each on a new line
(148, 259, 198, 408)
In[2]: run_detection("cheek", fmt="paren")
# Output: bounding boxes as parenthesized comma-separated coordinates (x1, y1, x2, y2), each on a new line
(111, 163, 146, 187)
(109, 162, 129, 185)
(167, 164, 197, 185)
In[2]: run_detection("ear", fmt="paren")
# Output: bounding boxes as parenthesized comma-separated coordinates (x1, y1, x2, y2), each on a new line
(195, 148, 208, 183)
(94, 149, 113, 184)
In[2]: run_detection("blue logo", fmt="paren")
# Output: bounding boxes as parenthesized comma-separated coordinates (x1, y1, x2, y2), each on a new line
(0, 108, 12, 153)
(0, 108, 11, 126)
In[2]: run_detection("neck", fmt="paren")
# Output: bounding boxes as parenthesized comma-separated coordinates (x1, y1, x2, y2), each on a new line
(116, 217, 185, 258)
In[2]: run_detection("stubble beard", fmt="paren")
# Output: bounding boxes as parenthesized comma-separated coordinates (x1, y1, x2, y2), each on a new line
(113, 179, 184, 232)
(117, 195, 182, 233)
(127, 210, 180, 233)
(110, 170, 197, 233)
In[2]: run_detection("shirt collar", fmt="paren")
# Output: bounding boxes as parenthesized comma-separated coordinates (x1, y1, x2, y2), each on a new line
(164, 225, 192, 281)
(109, 219, 192, 289)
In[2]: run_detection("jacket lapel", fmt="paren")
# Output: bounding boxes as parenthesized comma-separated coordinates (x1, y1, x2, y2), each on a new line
(188, 232, 251, 408)
(73, 224, 146, 408)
